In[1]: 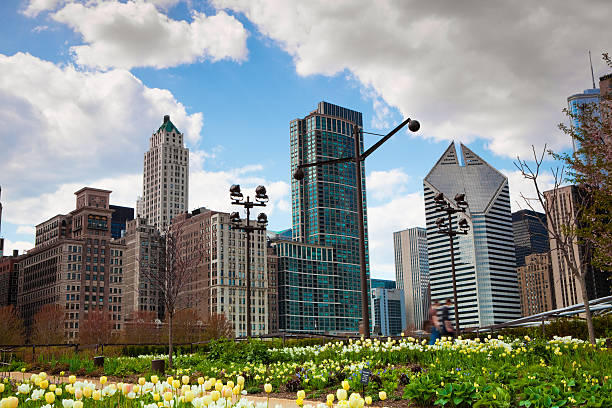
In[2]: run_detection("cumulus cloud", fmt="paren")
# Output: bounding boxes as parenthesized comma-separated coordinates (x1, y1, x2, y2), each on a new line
(22, 0, 66, 17)
(16, 225, 36, 235)
(366, 168, 410, 201)
(503, 168, 557, 213)
(0, 52, 202, 215)
(367, 191, 425, 280)
(48, 0, 248, 69)
(212, 0, 612, 158)
(2, 239, 34, 255)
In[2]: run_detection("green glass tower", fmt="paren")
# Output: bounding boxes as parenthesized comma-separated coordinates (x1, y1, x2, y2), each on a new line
(274, 101, 369, 333)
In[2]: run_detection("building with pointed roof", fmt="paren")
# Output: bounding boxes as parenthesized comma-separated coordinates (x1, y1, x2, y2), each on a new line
(424, 142, 520, 328)
(141, 115, 189, 230)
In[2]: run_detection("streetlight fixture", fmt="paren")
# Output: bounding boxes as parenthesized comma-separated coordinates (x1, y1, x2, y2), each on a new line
(433, 192, 470, 335)
(293, 117, 420, 337)
(229, 184, 268, 337)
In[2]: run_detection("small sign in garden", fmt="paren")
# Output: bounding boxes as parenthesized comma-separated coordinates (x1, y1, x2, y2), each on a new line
(360, 368, 372, 384)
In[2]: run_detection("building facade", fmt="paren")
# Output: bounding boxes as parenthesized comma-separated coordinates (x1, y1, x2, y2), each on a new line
(393, 227, 429, 330)
(17, 188, 125, 340)
(266, 245, 279, 334)
(0, 250, 22, 306)
(424, 143, 520, 328)
(517, 253, 555, 316)
(370, 287, 405, 336)
(288, 101, 368, 334)
(544, 185, 611, 308)
(512, 209, 549, 268)
(568, 88, 600, 153)
(109, 205, 134, 239)
(370, 279, 396, 289)
(141, 115, 189, 230)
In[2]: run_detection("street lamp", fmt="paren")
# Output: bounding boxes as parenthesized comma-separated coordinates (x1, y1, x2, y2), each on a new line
(229, 184, 268, 337)
(293, 117, 420, 337)
(433, 192, 470, 335)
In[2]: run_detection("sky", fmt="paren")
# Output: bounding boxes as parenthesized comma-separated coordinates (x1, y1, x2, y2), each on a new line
(0, 0, 610, 280)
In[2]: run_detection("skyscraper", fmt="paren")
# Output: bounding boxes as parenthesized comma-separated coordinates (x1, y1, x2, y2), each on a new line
(393, 227, 429, 330)
(512, 209, 549, 268)
(370, 286, 405, 336)
(568, 56, 600, 153)
(142, 115, 189, 230)
(276, 101, 367, 334)
(109, 205, 134, 239)
(424, 143, 520, 328)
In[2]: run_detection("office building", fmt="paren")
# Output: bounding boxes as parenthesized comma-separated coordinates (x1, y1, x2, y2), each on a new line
(141, 115, 189, 230)
(512, 209, 549, 267)
(109, 205, 134, 239)
(122, 217, 163, 320)
(544, 185, 611, 307)
(172, 208, 269, 337)
(424, 142, 520, 328)
(371, 279, 396, 289)
(0, 250, 22, 306)
(266, 245, 279, 333)
(567, 59, 600, 153)
(17, 188, 126, 340)
(517, 253, 555, 316)
(370, 286, 405, 336)
(285, 101, 368, 333)
(393, 227, 430, 330)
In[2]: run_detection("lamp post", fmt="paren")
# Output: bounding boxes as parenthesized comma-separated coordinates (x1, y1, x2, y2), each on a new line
(229, 184, 268, 338)
(293, 118, 420, 338)
(433, 192, 470, 335)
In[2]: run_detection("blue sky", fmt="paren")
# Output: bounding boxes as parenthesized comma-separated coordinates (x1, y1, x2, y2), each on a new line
(1, 0, 610, 279)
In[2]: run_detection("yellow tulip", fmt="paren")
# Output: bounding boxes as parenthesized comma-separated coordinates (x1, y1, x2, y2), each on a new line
(297, 390, 306, 400)
(185, 390, 194, 402)
(151, 375, 159, 384)
(379, 391, 387, 401)
(296, 397, 304, 407)
(45, 392, 55, 404)
(164, 391, 173, 401)
(93, 390, 101, 401)
(83, 386, 92, 398)
(233, 385, 241, 395)
(60, 371, 65, 377)
(264, 383, 273, 393)
(39, 372, 47, 380)
(153, 393, 160, 401)
(39, 379, 48, 389)
(55, 388, 62, 396)
(342, 381, 350, 391)
(327, 394, 335, 403)
(337, 389, 348, 401)
(182, 375, 190, 385)
(203, 395, 213, 406)
(211, 390, 221, 401)
(133, 385, 141, 394)
(237, 376, 245, 386)
(215, 381, 223, 392)
(69, 375, 76, 384)
(100, 376, 107, 385)
(1, 397, 19, 408)
(172, 380, 181, 389)
(75, 389, 83, 400)
(49, 384, 56, 392)
(0, 384, 4, 393)
(74, 401, 84, 408)
(198, 377, 205, 385)
(365, 396, 372, 405)
(139, 377, 146, 386)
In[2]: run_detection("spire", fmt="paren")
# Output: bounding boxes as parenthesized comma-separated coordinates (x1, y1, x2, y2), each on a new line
(589, 50, 596, 89)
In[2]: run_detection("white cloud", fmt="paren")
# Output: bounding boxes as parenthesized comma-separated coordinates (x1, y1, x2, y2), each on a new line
(0, 52, 202, 212)
(16, 225, 36, 235)
(367, 191, 425, 280)
(212, 0, 612, 158)
(2, 239, 34, 255)
(502, 169, 557, 213)
(22, 0, 66, 17)
(49, 1, 248, 70)
(366, 168, 410, 201)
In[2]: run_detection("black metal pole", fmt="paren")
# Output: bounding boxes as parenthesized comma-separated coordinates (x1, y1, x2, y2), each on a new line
(353, 124, 370, 338)
(448, 210, 461, 335)
(245, 199, 252, 338)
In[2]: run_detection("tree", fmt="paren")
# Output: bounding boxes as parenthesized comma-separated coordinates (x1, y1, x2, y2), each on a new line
(516, 147, 598, 344)
(172, 308, 205, 343)
(556, 53, 612, 271)
(202, 313, 234, 341)
(79, 310, 115, 346)
(0, 305, 24, 345)
(122, 310, 161, 344)
(140, 219, 204, 367)
(31, 304, 66, 344)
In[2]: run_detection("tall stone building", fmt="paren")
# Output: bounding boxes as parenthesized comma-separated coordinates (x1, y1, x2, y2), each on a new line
(424, 143, 520, 328)
(283, 101, 367, 334)
(142, 115, 189, 229)
(544, 185, 611, 308)
(393, 227, 429, 330)
(512, 210, 549, 268)
(17, 188, 126, 340)
(0, 250, 22, 306)
(517, 253, 555, 316)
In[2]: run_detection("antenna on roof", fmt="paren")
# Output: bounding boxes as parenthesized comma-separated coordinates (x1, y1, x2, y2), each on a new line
(589, 50, 596, 89)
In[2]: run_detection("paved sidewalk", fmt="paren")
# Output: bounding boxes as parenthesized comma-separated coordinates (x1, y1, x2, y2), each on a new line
(1, 372, 309, 408)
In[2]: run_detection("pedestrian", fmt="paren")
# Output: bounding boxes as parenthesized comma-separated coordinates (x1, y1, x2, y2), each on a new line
(439, 298, 455, 338)
(428, 300, 441, 345)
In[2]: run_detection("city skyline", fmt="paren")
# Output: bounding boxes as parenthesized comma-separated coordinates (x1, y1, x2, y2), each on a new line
(1, 0, 611, 281)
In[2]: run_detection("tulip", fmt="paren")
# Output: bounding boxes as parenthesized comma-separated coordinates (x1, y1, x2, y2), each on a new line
(365, 396, 372, 405)
(100, 376, 107, 385)
(203, 395, 213, 406)
(62, 399, 74, 408)
(75, 389, 83, 400)
(264, 383, 272, 393)
(211, 390, 220, 401)
(45, 391, 56, 404)
(74, 401, 83, 408)
(83, 386, 92, 398)
(185, 390, 194, 402)
(163, 391, 173, 401)
(342, 381, 350, 391)
(139, 377, 146, 386)
(297, 390, 306, 400)
(0, 384, 4, 393)
(215, 381, 223, 392)
(133, 385, 141, 394)
(172, 380, 181, 389)
(39, 372, 47, 380)
(49, 384, 56, 392)
(237, 376, 245, 387)
(379, 391, 387, 401)
(198, 377, 205, 385)
(153, 393, 160, 401)
(337, 389, 348, 401)
(296, 397, 304, 407)
(69, 375, 76, 384)
(55, 388, 63, 396)
(327, 394, 335, 404)
(93, 390, 101, 401)
(182, 375, 190, 385)
(233, 385, 240, 396)
(1, 397, 19, 408)
(167, 377, 174, 384)
(40, 379, 49, 389)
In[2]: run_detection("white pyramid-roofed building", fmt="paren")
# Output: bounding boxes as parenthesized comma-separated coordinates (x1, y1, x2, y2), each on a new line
(424, 142, 520, 328)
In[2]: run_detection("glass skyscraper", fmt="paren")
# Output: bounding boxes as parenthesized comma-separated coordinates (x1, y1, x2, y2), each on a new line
(567, 88, 600, 152)
(424, 142, 520, 328)
(274, 101, 368, 334)
(511, 209, 549, 268)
